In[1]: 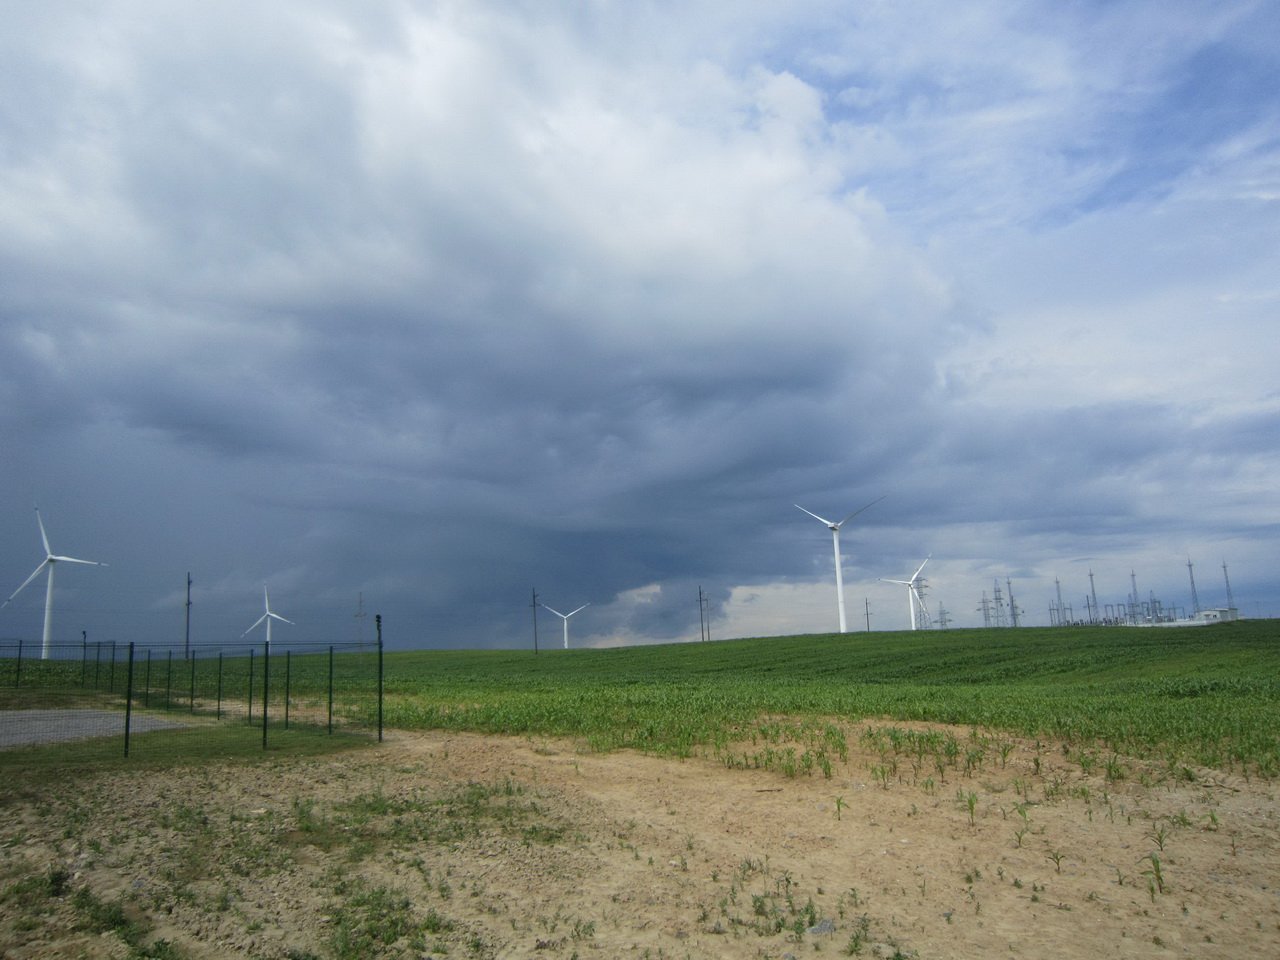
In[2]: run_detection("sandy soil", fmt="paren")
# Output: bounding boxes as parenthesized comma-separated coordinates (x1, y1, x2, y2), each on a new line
(2, 722, 1278, 958)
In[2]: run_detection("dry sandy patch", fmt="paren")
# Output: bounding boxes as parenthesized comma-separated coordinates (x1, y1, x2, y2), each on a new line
(1, 722, 1277, 958)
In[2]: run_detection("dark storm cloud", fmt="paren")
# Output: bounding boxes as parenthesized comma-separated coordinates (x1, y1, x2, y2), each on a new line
(2, 1, 1277, 648)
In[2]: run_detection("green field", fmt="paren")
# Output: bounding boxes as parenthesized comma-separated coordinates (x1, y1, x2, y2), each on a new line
(380, 620, 1280, 775)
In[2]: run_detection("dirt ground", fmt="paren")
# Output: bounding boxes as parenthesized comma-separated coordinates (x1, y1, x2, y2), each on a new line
(2, 722, 1278, 958)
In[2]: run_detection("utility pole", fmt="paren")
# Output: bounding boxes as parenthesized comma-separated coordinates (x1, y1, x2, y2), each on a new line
(864, 597, 872, 632)
(355, 591, 367, 644)
(697, 586, 707, 642)
(531, 587, 540, 654)
(184, 572, 192, 660)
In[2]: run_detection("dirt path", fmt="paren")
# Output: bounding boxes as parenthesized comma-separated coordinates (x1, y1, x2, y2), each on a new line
(2, 723, 1277, 958)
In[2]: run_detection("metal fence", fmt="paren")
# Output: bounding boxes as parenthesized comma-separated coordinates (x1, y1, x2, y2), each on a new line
(0, 633, 383, 758)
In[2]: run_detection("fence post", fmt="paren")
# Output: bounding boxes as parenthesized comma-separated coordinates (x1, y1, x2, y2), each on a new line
(109, 641, 117, 692)
(81, 633, 87, 687)
(165, 650, 173, 710)
(124, 642, 135, 758)
(144, 649, 152, 708)
(14, 639, 20, 689)
(262, 641, 270, 750)
(284, 650, 291, 730)
(376, 614, 384, 743)
(248, 649, 255, 726)
(189, 653, 197, 713)
(94, 642, 102, 689)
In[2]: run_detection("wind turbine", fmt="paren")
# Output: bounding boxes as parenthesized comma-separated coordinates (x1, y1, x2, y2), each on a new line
(241, 587, 293, 645)
(794, 496, 885, 633)
(3, 507, 106, 660)
(881, 556, 931, 631)
(539, 602, 589, 649)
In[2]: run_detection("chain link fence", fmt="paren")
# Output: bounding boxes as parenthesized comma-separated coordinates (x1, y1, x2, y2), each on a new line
(0, 634, 383, 758)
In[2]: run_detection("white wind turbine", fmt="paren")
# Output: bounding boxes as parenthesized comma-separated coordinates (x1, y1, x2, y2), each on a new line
(540, 602, 589, 649)
(794, 496, 885, 633)
(241, 586, 294, 645)
(881, 556, 931, 631)
(3, 507, 106, 660)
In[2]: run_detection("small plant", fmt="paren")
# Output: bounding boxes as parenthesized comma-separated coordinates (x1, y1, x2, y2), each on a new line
(843, 913, 871, 955)
(835, 795, 846, 821)
(1147, 823, 1170, 852)
(1142, 853, 1166, 896)
(1047, 849, 1065, 874)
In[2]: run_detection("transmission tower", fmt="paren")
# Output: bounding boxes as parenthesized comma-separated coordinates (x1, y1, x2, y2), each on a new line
(1222, 561, 1236, 613)
(1088, 570, 1099, 625)
(977, 592, 992, 628)
(992, 579, 1008, 627)
(1006, 579, 1021, 627)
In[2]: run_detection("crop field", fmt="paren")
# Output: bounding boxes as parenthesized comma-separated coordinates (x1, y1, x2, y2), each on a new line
(382, 620, 1280, 775)
(2, 619, 1278, 959)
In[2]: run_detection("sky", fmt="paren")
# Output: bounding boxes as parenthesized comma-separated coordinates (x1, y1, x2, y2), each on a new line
(2, 0, 1278, 652)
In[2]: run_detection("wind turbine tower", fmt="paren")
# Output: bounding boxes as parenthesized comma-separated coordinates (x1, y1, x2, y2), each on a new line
(794, 496, 884, 634)
(540, 602, 589, 649)
(1186, 558, 1201, 615)
(881, 556, 931, 631)
(3, 508, 106, 660)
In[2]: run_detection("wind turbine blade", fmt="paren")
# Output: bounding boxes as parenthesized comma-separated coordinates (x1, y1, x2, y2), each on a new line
(241, 613, 268, 636)
(836, 495, 887, 528)
(879, 578, 911, 586)
(4, 560, 51, 605)
(540, 603, 565, 618)
(35, 507, 51, 556)
(794, 504, 833, 525)
(268, 612, 294, 625)
(49, 555, 105, 567)
(912, 556, 931, 580)
(565, 604, 590, 618)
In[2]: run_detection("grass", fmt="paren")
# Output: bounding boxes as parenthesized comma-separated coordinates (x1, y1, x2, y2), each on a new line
(0, 723, 372, 795)
(373, 620, 1280, 775)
